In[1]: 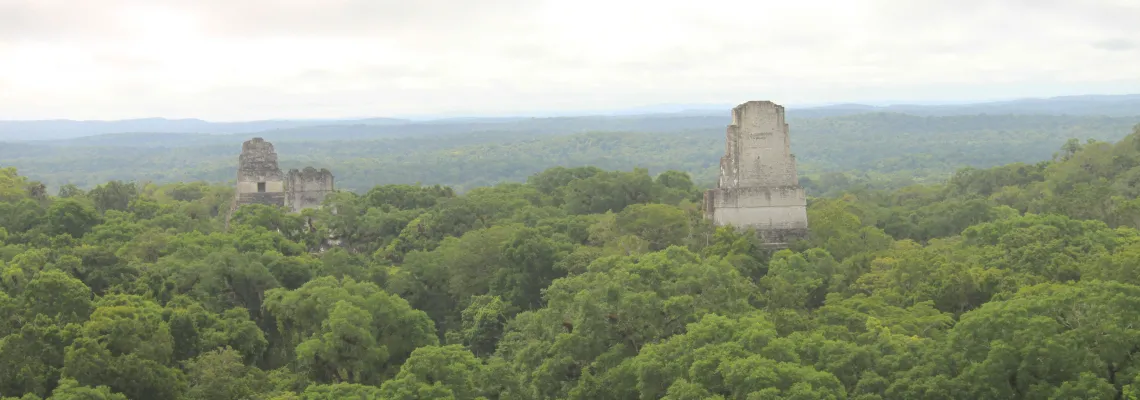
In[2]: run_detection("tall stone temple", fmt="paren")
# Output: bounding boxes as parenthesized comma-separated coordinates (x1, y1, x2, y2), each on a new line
(234, 138, 287, 207)
(704, 101, 809, 248)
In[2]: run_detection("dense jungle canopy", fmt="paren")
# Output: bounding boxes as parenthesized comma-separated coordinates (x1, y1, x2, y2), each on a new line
(1, 122, 1140, 399)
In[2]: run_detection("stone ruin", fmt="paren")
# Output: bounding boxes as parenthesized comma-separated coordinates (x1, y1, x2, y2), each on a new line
(704, 101, 809, 248)
(227, 138, 335, 224)
(285, 166, 335, 211)
(234, 138, 286, 207)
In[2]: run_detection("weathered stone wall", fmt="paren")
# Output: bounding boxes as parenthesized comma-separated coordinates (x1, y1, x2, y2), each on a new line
(719, 101, 799, 188)
(235, 137, 285, 208)
(237, 181, 284, 194)
(239, 192, 288, 206)
(705, 101, 809, 247)
(285, 167, 335, 212)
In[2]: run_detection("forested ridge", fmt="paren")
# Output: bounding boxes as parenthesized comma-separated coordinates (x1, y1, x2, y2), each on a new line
(4, 113, 1138, 193)
(2, 123, 1140, 399)
(3, 93, 1139, 142)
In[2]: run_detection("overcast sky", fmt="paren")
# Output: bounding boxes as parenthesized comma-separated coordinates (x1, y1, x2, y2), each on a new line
(1, 0, 1138, 120)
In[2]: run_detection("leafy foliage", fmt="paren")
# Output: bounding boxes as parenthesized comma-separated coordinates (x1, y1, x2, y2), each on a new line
(1, 122, 1140, 399)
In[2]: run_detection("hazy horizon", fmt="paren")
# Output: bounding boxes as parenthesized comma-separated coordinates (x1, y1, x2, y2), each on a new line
(2, 93, 1139, 123)
(3, 0, 1139, 121)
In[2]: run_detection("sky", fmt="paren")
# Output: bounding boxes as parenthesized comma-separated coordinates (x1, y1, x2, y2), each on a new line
(1, 0, 1139, 120)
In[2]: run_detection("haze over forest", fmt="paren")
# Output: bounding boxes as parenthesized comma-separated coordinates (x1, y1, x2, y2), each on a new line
(3, 94, 1140, 195)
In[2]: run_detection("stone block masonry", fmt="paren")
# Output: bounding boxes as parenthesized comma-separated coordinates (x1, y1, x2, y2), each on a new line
(235, 137, 286, 208)
(704, 101, 809, 247)
(286, 167, 335, 212)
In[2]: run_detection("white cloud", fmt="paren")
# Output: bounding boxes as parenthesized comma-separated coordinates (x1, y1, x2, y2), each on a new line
(1, 0, 1138, 120)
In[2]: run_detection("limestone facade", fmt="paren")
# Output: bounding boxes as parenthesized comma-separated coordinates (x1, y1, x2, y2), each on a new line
(704, 101, 809, 247)
(285, 167, 335, 212)
(235, 137, 286, 207)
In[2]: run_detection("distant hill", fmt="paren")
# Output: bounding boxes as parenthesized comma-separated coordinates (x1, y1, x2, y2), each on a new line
(5, 112, 1138, 195)
(796, 94, 1140, 118)
(35, 114, 731, 148)
(2, 94, 1139, 141)
(0, 117, 411, 141)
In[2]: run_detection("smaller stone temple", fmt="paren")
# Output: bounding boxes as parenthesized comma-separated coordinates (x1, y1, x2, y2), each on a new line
(704, 100, 809, 248)
(285, 167, 335, 211)
(230, 137, 335, 216)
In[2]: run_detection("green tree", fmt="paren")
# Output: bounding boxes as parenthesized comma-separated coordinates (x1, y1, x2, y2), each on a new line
(379, 345, 486, 399)
(46, 199, 99, 239)
(184, 347, 271, 400)
(48, 379, 127, 400)
(61, 295, 185, 400)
